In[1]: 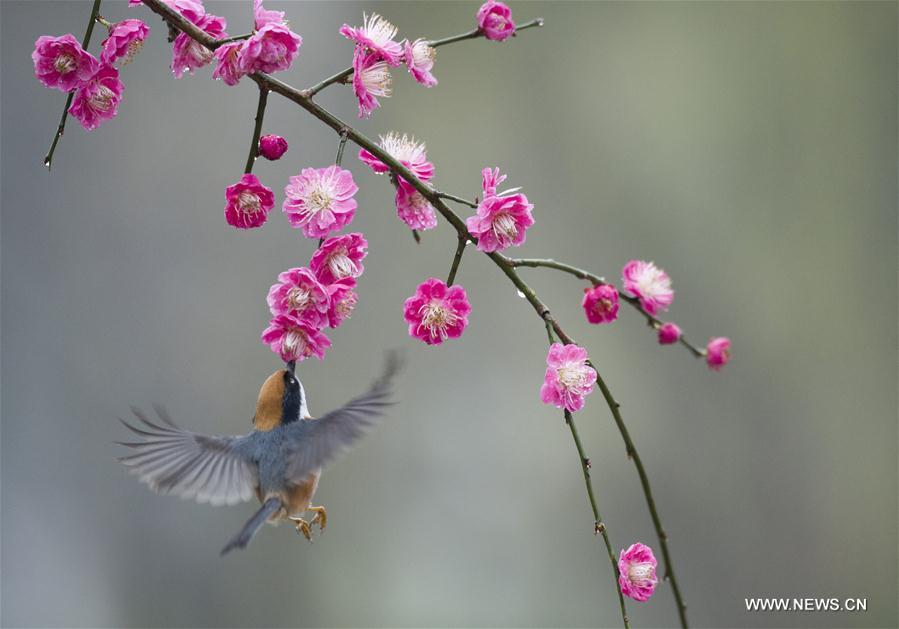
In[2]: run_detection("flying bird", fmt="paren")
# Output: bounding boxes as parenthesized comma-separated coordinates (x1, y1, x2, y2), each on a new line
(117, 353, 401, 555)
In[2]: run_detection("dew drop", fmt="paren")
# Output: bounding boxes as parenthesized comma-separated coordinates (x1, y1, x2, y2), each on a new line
(516, 290, 525, 299)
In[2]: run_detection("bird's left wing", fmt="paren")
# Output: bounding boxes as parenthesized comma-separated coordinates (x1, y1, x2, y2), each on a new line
(117, 404, 259, 506)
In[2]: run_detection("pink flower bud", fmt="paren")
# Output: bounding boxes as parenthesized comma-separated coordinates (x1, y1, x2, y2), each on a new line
(258, 134, 288, 161)
(706, 337, 731, 371)
(658, 322, 682, 345)
(582, 284, 620, 325)
(476, 1, 516, 42)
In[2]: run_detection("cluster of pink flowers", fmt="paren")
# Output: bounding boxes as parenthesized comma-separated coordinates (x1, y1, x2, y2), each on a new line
(32, 16, 149, 131)
(262, 233, 367, 362)
(618, 543, 658, 602)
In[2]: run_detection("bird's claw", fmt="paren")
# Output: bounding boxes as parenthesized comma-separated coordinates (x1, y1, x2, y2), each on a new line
(291, 517, 313, 542)
(309, 505, 327, 533)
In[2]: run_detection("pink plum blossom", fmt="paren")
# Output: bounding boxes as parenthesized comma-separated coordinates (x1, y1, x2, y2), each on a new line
(476, 0, 516, 42)
(340, 13, 404, 66)
(618, 543, 658, 602)
(403, 278, 471, 345)
(395, 179, 438, 231)
(32, 34, 99, 92)
(267, 267, 330, 328)
(621, 260, 674, 316)
(582, 284, 619, 325)
(253, 0, 285, 29)
(283, 165, 358, 238)
(540, 343, 597, 413)
(466, 168, 534, 252)
(212, 41, 246, 85)
(172, 12, 227, 78)
(481, 166, 507, 197)
(658, 322, 682, 345)
(68, 65, 124, 131)
(324, 277, 358, 328)
(309, 232, 368, 285)
(100, 19, 150, 67)
(239, 22, 302, 75)
(262, 314, 331, 362)
(224, 173, 274, 229)
(352, 48, 392, 118)
(405, 38, 437, 87)
(358, 132, 434, 181)
(258, 134, 288, 160)
(706, 337, 731, 371)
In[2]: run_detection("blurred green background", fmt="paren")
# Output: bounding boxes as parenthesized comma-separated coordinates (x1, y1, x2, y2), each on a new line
(2, 1, 897, 627)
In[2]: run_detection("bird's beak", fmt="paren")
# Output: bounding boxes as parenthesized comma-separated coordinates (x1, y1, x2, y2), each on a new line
(286, 360, 296, 375)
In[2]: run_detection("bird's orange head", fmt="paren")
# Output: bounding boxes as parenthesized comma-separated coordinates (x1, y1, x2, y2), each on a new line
(253, 368, 308, 431)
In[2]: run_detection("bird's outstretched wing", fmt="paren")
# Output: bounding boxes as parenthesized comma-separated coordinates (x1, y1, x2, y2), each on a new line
(283, 352, 402, 482)
(117, 404, 258, 506)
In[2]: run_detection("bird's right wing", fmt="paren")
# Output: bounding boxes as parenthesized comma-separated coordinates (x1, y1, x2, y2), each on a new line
(117, 404, 259, 506)
(283, 352, 402, 483)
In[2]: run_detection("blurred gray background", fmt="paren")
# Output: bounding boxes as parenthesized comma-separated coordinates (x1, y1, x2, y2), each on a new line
(2, 1, 897, 627)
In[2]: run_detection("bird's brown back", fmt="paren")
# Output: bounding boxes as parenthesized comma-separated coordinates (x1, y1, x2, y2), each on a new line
(254, 369, 287, 431)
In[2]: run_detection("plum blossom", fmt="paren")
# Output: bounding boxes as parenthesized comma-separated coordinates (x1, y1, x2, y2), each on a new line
(706, 337, 731, 371)
(476, 0, 516, 42)
(68, 65, 124, 131)
(358, 132, 434, 181)
(352, 48, 392, 118)
(405, 38, 437, 87)
(172, 12, 227, 78)
(621, 260, 674, 316)
(253, 0, 285, 29)
(340, 13, 404, 66)
(618, 543, 658, 602)
(658, 322, 682, 345)
(258, 134, 288, 160)
(540, 343, 597, 413)
(403, 278, 471, 345)
(262, 314, 331, 362)
(212, 41, 245, 86)
(239, 22, 302, 75)
(466, 168, 534, 252)
(224, 173, 274, 229)
(582, 284, 619, 325)
(282, 165, 358, 238)
(309, 233, 368, 285)
(267, 267, 330, 328)
(395, 179, 438, 231)
(32, 34, 99, 92)
(100, 19, 150, 67)
(324, 277, 358, 328)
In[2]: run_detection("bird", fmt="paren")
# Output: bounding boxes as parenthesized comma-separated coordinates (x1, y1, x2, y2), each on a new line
(117, 352, 401, 555)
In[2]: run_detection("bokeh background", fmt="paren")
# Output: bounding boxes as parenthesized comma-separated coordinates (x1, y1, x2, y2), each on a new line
(2, 1, 897, 627)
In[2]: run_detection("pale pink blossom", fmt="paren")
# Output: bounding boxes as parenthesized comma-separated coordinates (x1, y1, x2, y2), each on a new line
(101, 19, 150, 67)
(253, 0, 285, 30)
(324, 277, 358, 328)
(262, 314, 330, 362)
(68, 65, 124, 131)
(283, 165, 358, 238)
(340, 13, 404, 66)
(706, 337, 731, 371)
(172, 12, 227, 78)
(621, 260, 674, 316)
(238, 22, 302, 75)
(582, 284, 619, 325)
(404, 38, 437, 87)
(267, 267, 330, 328)
(403, 278, 471, 345)
(212, 41, 246, 86)
(224, 173, 274, 229)
(258, 134, 288, 160)
(540, 343, 597, 413)
(352, 48, 392, 118)
(476, 0, 516, 42)
(309, 233, 368, 285)
(618, 543, 658, 602)
(358, 132, 434, 181)
(395, 179, 438, 231)
(466, 168, 534, 252)
(658, 322, 682, 345)
(32, 34, 99, 92)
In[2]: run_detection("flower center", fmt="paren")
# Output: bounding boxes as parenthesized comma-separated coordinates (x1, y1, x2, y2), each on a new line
(412, 42, 436, 65)
(327, 250, 355, 279)
(628, 562, 654, 586)
(54, 53, 76, 74)
(594, 298, 613, 314)
(557, 364, 589, 392)
(364, 14, 398, 48)
(336, 292, 358, 318)
(492, 213, 518, 240)
(487, 14, 509, 31)
(121, 39, 145, 65)
(418, 300, 459, 340)
(88, 86, 115, 112)
(380, 133, 426, 165)
(361, 62, 392, 97)
(283, 328, 309, 357)
(286, 286, 312, 311)
(237, 191, 261, 214)
(636, 268, 669, 297)
(307, 187, 334, 213)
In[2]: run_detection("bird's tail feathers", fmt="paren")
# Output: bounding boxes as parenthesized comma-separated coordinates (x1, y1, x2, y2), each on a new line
(220, 497, 281, 556)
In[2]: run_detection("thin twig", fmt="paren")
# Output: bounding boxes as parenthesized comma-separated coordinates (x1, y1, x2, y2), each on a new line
(446, 236, 468, 286)
(244, 86, 268, 174)
(436, 191, 479, 208)
(43, 0, 103, 170)
(335, 128, 349, 166)
(216, 32, 252, 45)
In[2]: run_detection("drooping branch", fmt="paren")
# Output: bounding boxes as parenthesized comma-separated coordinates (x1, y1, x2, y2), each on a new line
(244, 85, 268, 173)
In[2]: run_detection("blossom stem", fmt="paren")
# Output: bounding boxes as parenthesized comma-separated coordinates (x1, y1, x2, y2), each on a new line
(43, 0, 103, 170)
(216, 33, 252, 45)
(446, 236, 469, 286)
(244, 86, 268, 174)
(565, 410, 630, 629)
(510, 257, 704, 358)
(436, 191, 478, 209)
(334, 129, 349, 166)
